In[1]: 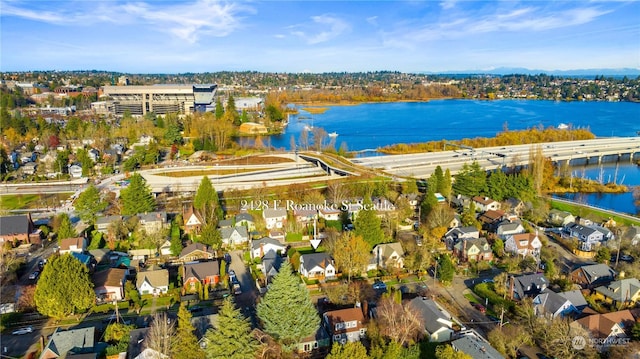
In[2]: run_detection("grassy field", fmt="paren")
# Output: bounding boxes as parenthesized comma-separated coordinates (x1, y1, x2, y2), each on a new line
(550, 199, 640, 226)
(0, 192, 74, 210)
(155, 167, 269, 178)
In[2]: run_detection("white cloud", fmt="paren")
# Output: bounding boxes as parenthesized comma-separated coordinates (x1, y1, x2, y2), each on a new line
(0, 0, 254, 44)
(440, 0, 458, 10)
(290, 14, 350, 44)
(367, 16, 378, 26)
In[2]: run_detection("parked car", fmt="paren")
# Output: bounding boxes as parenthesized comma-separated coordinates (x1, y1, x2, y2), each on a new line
(224, 253, 232, 265)
(229, 269, 237, 282)
(12, 327, 33, 335)
(473, 303, 486, 313)
(28, 271, 40, 280)
(372, 280, 387, 291)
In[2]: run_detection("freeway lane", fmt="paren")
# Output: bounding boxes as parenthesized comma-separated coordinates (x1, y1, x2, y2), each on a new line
(352, 137, 640, 178)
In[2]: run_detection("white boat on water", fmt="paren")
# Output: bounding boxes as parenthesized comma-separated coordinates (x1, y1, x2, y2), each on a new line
(328, 132, 338, 138)
(303, 125, 313, 131)
(557, 123, 569, 130)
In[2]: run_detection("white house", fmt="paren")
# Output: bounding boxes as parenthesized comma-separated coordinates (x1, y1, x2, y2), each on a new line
(68, 164, 83, 178)
(220, 226, 249, 247)
(471, 196, 501, 212)
(368, 242, 405, 271)
(409, 297, 454, 342)
(263, 208, 287, 230)
(59, 237, 87, 255)
(319, 207, 341, 221)
(251, 237, 287, 259)
(299, 253, 336, 280)
(504, 232, 542, 258)
(136, 269, 169, 296)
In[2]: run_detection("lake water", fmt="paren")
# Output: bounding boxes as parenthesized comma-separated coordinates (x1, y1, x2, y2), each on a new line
(269, 100, 640, 151)
(266, 99, 640, 215)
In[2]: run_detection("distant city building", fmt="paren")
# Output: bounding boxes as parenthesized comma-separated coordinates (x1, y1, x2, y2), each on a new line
(101, 84, 217, 116)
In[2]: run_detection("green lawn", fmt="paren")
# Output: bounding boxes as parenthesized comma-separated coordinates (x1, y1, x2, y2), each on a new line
(0, 192, 74, 210)
(550, 199, 640, 226)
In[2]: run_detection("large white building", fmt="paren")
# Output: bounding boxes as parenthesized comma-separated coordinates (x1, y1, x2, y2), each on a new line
(101, 84, 217, 116)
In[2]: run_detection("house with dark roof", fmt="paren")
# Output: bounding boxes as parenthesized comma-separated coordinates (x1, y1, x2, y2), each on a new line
(477, 209, 506, 230)
(183, 261, 220, 292)
(0, 214, 40, 244)
(136, 269, 169, 296)
(297, 325, 331, 354)
(39, 327, 97, 359)
(235, 212, 255, 231)
(508, 273, 548, 300)
(533, 288, 578, 319)
(453, 237, 493, 262)
(95, 215, 123, 234)
(564, 223, 604, 251)
(92, 268, 127, 302)
(299, 253, 336, 280)
(570, 263, 616, 289)
(505, 197, 527, 217)
(444, 226, 480, 250)
(137, 211, 169, 234)
(451, 334, 504, 359)
(595, 278, 640, 306)
(261, 250, 284, 281)
(323, 307, 366, 344)
(409, 297, 453, 342)
(178, 243, 214, 262)
(219, 226, 249, 247)
(251, 237, 287, 259)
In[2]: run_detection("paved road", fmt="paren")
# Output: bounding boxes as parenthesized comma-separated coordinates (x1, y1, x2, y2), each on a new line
(228, 250, 259, 326)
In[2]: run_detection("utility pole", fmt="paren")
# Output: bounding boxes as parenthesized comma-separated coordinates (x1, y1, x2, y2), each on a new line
(433, 256, 438, 287)
(499, 306, 505, 328)
(616, 228, 622, 268)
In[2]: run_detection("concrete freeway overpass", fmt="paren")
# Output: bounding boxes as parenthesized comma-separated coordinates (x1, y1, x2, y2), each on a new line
(351, 137, 640, 179)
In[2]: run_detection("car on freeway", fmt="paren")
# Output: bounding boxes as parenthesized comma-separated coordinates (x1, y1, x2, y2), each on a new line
(12, 327, 33, 335)
(472, 303, 486, 313)
(372, 280, 387, 291)
(28, 271, 40, 280)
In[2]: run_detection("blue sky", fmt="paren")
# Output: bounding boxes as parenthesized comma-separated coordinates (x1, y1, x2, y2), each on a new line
(1, 0, 639, 73)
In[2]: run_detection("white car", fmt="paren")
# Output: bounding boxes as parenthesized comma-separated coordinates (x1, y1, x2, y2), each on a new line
(12, 327, 33, 335)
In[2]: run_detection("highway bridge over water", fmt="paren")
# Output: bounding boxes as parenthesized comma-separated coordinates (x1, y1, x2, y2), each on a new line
(351, 137, 640, 179)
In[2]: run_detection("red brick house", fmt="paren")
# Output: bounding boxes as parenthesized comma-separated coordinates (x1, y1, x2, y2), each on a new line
(183, 261, 220, 292)
(0, 214, 41, 245)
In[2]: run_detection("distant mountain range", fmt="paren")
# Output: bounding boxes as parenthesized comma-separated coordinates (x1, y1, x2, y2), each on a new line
(429, 67, 640, 77)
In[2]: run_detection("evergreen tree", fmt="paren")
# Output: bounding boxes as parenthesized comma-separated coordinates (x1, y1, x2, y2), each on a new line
(486, 170, 508, 201)
(215, 97, 224, 119)
(75, 184, 107, 225)
(56, 213, 76, 240)
(441, 168, 453, 199)
(171, 304, 205, 359)
(256, 262, 320, 351)
(199, 223, 222, 249)
(354, 197, 385, 249)
(453, 161, 487, 197)
(225, 95, 240, 125)
(326, 341, 369, 359)
(204, 298, 258, 359)
(34, 254, 95, 319)
(170, 235, 183, 256)
(194, 176, 223, 225)
(436, 254, 455, 286)
(120, 173, 155, 215)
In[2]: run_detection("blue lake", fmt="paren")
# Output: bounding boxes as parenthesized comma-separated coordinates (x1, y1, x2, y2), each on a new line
(265, 99, 640, 215)
(269, 99, 640, 151)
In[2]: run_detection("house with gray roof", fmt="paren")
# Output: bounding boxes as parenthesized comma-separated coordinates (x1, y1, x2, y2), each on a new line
(409, 297, 453, 342)
(558, 289, 589, 313)
(137, 211, 168, 234)
(0, 214, 39, 244)
(508, 273, 548, 300)
(262, 250, 284, 281)
(136, 269, 169, 296)
(251, 237, 287, 259)
(444, 226, 480, 250)
(369, 242, 405, 270)
(496, 220, 525, 238)
(453, 237, 493, 262)
(564, 223, 604, 251)
(39, 327, 96, 359)
(219, 226, 249, 247)
(95, 215, 123, 234)
(570, 263, 616, 289)
(451, 334, 504, 359)
(218, 218, 233, 228)
(533, 288, 578, 319)
(235, 213, 255, 231)
(548, 209, 575, 226)
(299, 253, 336, 281)
(595, 278, 640, 306)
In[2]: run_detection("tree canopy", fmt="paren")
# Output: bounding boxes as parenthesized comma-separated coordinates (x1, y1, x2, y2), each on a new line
(75, 184, 107, 225)
(120, 173, 156, 215)
(354, 197, 385, 249)
(256, 261, 320, 351)
(34, 253, 95, 319)
(193, 176, 223, 225)
(56, 213, 77, 241)
(333, 233, 370, 282)
(204, 298, 258, 359)
(171, 304, 205, 359)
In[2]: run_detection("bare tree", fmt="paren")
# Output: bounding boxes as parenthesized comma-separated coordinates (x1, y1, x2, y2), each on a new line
(376, 296, 423, 346)
(145, 312, 175, 357)
(326, 181, 349, 205)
